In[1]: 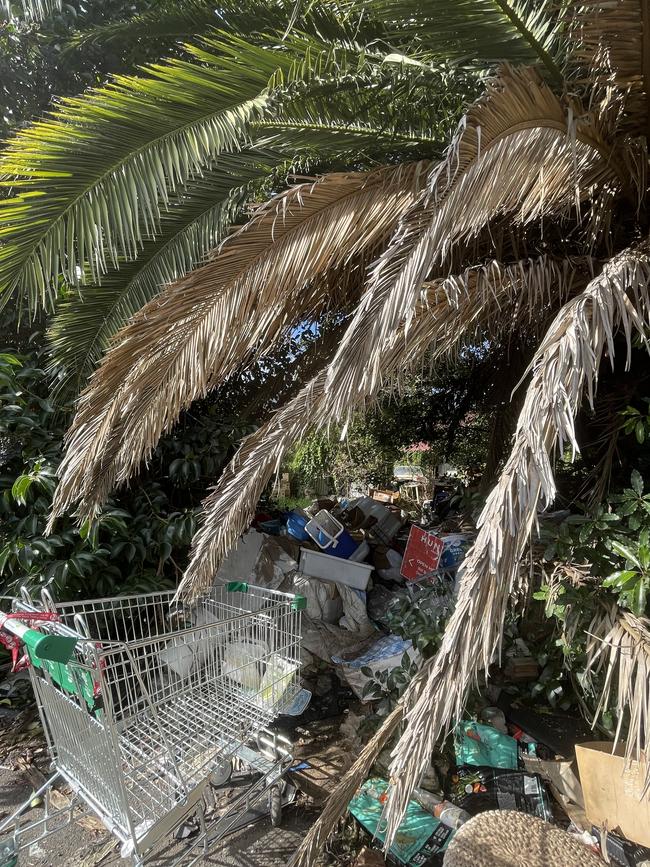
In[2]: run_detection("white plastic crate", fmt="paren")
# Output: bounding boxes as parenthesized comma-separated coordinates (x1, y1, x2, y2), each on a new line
(305, 509, 344, 549)
(299, 548, 373, 590)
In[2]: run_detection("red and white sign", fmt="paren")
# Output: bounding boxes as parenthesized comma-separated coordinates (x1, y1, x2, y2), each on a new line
(400, 526, 444, 582)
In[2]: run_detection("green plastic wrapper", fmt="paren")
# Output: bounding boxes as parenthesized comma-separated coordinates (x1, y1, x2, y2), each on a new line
(455, 720, 518, 769)
(348, 777, 453, 865)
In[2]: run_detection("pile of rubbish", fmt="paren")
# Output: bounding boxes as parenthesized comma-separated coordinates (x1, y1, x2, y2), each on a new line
(347, 708, 650, 866)
(214, 490, 473, 696)
(216, 491, 650, 867)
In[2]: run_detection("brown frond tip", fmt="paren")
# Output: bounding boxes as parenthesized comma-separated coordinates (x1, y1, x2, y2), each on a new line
(567, 0, 649, 135)
(585, 605, 650, 792)
(48, 162, 430, 531)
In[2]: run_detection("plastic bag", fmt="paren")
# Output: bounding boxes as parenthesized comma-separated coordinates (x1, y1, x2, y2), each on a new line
(349, 777, 453, 865)
(448, 766, 553, 822)
(455, 720, 518, 769)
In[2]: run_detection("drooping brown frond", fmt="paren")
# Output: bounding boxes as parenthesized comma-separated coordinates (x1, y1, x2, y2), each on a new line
(327, 65, 623, 417)
(178, 255, 585, 599)
(290, 705, 404, 867)
(585, 604, 650, 791)
(567, 0, 649, 135)
(381, 247, 650, 848)
(49, 163, 429, 527)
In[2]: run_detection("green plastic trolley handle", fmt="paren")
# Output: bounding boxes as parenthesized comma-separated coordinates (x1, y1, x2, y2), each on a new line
(1, 618, 77, 664)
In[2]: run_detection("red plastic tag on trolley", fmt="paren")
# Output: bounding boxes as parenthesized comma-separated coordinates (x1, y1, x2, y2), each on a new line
(400, 526, 444, 581)
(0, 611, 61, 672)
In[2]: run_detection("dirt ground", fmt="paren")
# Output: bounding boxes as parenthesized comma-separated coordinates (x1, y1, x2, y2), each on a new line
(0, 766, 321, 867)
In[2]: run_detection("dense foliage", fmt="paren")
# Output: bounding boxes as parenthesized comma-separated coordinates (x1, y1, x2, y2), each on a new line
(287, 351, 499, 495)
(0, 0, 165, 139)
(0, 321, 253, 600)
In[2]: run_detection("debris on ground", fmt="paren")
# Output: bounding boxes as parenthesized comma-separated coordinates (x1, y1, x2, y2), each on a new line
(227, 489, 650, 866)
(354, 846, 387, 866)
(348, 777, 454, 865)
(3, 481, 650, 866)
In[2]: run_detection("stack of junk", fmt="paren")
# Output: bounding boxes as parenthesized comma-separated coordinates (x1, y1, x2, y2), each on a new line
(1, 485, 647, 867)
(214, 491, 474, 697)
(215, 491, 650, 867)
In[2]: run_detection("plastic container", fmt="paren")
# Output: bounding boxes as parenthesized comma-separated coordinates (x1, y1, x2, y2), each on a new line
(299, 548, 373, 590)
(341, 497, 371, 530)
(433, 801, 471, 830)
(305, 509, 343, 546)
(349, 540, 370, 563)
(361, 501, 390, 531)
(286, 510, 310, 542)
(305, 509, 358, 558)
(412, 787, 443, 813)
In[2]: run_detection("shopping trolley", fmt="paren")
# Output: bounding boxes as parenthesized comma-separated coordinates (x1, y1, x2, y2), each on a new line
(0, 582, 308, 866)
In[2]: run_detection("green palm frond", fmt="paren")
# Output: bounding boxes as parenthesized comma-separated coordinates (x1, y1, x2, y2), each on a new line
(263, 60, 480, 158)
(0, 29, 387, 314)
(48, 151, 280, 393)
(350, 0, 565, 81)
(0, 33, 306, 312)
(66, 0, 286, 51)
(67, 0, 385, 54)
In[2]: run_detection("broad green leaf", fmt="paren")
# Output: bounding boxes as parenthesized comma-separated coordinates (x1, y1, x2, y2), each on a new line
(603, 570, 637, 589)
(11, 474, 33, 505)
(610, 539, 641, 568)
(631, 469, 644, 495)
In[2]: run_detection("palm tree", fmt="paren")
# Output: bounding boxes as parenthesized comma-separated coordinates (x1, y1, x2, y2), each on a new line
(4, 0, 650, 860)
(0, 11, 471, 390)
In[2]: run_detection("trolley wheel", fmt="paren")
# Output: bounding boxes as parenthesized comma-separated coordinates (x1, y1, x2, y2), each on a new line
(269, 785, 282, 827)
(209, 758, 232, 788)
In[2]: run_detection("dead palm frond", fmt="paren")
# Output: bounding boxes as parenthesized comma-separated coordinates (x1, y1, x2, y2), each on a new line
(380, 247, 650, 848)
(567, 0, 648, 134)
(327, 65, 623, 415)
(49, 163, 428, 527)
(584, 604, 650, 790)
(289, 705, 404, 867)
(51, 63, 624, 533)
(177, 254, 587, 598)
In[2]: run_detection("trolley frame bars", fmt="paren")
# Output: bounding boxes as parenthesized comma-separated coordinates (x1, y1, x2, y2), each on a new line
(8, 584, 302, 860)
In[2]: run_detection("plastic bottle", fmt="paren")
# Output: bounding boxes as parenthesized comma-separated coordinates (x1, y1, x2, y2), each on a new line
(365, 782, 388, 805)
(412, 787, 443, 813)
(433, 800, 471, 829)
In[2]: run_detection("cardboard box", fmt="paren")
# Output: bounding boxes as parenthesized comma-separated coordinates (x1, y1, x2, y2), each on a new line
(369, 488, 399, 504)
(575, 741, 650, 847)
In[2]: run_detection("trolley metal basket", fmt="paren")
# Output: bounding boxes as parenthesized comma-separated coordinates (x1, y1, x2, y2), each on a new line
(0, 582, 307, 866)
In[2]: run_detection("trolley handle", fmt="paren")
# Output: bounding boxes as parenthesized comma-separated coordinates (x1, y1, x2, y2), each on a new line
(0, 613, 78, 671)
(226, 582, 306, 611)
